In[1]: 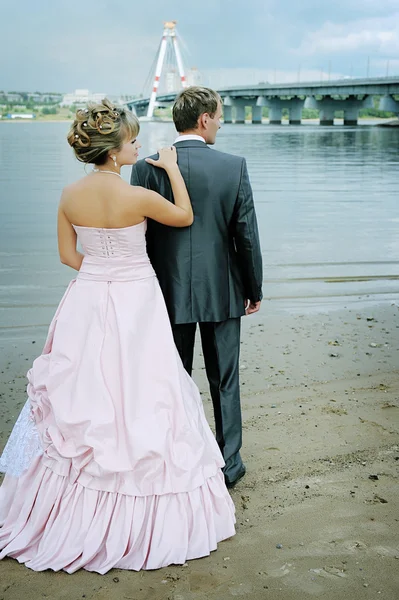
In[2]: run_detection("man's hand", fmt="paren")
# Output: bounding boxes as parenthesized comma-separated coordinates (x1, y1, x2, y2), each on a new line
(245, 300, 261, 315)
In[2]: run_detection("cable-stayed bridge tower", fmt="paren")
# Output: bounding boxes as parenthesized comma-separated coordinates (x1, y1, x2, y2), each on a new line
(147, 21, 188, 118)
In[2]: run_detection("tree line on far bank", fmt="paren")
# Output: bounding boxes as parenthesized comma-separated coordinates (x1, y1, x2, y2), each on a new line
(1, 95, 397, 121)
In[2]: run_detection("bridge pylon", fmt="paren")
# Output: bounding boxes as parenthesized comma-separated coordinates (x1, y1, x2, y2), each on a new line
(147, 21, 187, 119)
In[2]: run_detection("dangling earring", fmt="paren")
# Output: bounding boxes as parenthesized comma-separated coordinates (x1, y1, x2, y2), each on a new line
(112, 155, 117, 168)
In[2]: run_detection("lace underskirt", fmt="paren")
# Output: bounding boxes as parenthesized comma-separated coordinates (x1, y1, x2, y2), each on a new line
(0, 400, 43, 477)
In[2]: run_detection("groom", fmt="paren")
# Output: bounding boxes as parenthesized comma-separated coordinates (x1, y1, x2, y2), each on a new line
(131, 86, 263, 487)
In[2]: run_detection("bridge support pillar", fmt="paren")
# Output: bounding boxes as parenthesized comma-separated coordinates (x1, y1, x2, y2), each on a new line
(288, 99, 304, 125)
(223, 105, 233, 123)
(379, 95, 399, 114)
(223, 97, 247, 124)
(265, 97, 305, 124)
(234, 102, 246, 124)
(268, 100, 282, 125)
(343, 95, 373, 125)
(343, 105, 359, 126)
(135, 106, 149, 118)
(305, 95, 373, 126)
(305, 96, 334, 125)
(319, 107, 334, 126)
(252, 105, 262, 124)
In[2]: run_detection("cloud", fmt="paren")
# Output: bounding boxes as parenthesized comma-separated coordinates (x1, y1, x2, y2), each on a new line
(298, 14, 399, 57)
(1, 0, 398, 94)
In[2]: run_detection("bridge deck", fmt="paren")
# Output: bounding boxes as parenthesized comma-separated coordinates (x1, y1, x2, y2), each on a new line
(128, 77, 399, 110)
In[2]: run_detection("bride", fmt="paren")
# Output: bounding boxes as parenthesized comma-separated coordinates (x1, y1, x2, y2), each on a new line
(0, 99, 235, 573)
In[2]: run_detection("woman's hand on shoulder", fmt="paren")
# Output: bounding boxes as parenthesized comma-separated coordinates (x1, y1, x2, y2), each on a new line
(129, 147, 193, 228)
(145, 147, 178, 172)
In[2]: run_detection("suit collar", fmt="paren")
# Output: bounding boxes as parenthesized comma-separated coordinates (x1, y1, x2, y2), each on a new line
(173, 140, 208, 149)
(174, 134, 206, 143)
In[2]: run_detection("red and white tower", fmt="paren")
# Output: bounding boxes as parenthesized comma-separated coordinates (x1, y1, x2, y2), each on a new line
(147, 21, 188, 119)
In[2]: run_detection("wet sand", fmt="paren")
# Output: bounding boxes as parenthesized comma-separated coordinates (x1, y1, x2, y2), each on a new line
(0, 302, 398, 599)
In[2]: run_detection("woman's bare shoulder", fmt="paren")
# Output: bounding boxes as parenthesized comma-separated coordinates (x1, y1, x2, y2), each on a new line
(60, 176, 91, 201)
(60, 183, 75, 206)
(119, 180, 152, 201)
(60, 177, 152, 213)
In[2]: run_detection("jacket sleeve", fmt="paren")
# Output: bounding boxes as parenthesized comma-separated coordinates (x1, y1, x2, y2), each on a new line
(131, 161, 144, 187)
(232, 158, 263, 302)
(131, 157, 160, 190)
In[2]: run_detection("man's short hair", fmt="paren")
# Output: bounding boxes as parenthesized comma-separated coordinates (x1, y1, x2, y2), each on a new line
(172, 86, 221, 132)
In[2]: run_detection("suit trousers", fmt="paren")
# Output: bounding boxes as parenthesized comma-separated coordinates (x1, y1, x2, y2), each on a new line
(172, 318, 243, 483)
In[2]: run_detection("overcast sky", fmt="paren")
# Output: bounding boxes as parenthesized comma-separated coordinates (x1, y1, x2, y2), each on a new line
(1, 0, 398, 95)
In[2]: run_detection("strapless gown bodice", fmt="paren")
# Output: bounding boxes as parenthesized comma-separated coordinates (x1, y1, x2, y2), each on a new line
(73, 220, 147, 259)
(73, 221, 156, 282)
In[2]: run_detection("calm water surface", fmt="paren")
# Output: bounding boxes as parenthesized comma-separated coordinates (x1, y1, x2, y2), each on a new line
(0, 121, 398, 340)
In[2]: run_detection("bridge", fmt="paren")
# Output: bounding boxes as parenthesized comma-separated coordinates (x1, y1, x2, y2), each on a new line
(127, 76, 399, 126)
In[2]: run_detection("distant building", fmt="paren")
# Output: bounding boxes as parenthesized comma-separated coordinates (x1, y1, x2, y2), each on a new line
(27, 93, 43, 103)
(165, 70, 180, 93)
(187, 67, 202, 87)
(60, 89, 106, 107)
(0, 92, 63, 105)
(38, 93, 63, 103)
(4, 93, 23, 103)
(163, 67, 202, 93)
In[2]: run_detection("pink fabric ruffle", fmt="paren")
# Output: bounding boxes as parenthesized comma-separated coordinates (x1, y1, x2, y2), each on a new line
(0, 457, 235, 573)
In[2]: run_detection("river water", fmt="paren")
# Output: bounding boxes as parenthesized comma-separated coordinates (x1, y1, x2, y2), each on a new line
(0, 120, 398, 340)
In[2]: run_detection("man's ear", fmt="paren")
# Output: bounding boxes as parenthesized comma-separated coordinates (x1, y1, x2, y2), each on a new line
(198, 112, 208, 129)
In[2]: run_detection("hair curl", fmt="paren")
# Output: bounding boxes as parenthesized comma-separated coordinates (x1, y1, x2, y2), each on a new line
(67, 98, 140, 165)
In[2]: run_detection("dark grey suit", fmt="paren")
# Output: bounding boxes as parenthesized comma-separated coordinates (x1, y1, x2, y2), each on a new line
(131, 139, 263, 483)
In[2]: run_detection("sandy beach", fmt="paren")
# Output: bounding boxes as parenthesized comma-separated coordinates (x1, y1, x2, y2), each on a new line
(0, 300, 398, 599)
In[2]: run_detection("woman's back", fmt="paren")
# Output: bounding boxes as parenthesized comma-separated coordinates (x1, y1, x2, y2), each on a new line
(62, 174, 145, 229)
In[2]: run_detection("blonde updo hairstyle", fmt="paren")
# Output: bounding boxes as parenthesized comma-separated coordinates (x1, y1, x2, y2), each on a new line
(67, 98, 140, 165)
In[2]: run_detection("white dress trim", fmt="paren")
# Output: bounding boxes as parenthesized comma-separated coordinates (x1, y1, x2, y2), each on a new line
(0, 400, 43, 477)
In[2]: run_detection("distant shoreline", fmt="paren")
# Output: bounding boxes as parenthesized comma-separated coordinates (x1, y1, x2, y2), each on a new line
(0, 118, 73, 123)
(0, 117, 397, 125)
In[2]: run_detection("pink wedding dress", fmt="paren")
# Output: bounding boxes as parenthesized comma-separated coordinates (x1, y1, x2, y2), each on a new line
(0, 220, 235, 573)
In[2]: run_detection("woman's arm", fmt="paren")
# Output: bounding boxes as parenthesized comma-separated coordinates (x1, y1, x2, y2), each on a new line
(57, 200, 84, 270)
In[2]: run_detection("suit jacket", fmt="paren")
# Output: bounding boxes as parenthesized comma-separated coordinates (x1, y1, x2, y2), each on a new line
(131, 139, 263, 325)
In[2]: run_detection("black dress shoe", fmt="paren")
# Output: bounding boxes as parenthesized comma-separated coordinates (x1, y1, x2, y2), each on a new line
(225, 465, 246, 489)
